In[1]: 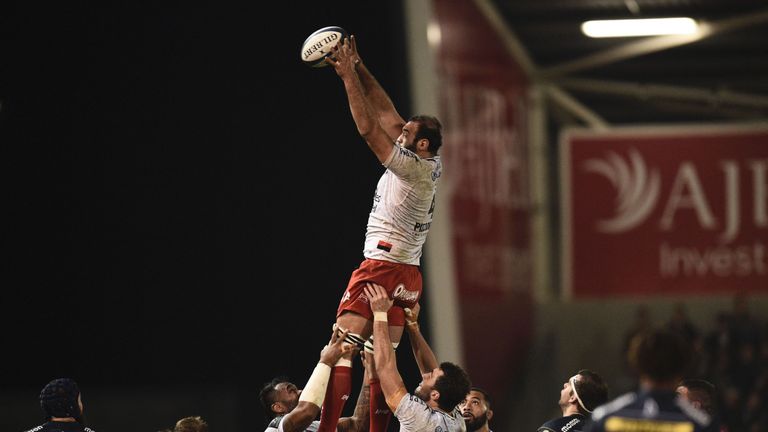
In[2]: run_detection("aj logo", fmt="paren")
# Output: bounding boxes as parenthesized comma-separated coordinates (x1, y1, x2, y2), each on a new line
(582, 148, 660, 233)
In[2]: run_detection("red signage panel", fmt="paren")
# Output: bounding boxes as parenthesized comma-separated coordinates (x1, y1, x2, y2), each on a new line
(433, 0, 533, 417)
(561, 125, 768, 299)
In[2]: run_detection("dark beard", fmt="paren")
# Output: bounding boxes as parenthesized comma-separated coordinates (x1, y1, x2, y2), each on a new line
(414, 385, 430, 402)
(464, 414, 488, 432)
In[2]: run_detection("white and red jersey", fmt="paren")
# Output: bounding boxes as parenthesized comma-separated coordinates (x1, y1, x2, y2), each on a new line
(363, 145, 442, 265)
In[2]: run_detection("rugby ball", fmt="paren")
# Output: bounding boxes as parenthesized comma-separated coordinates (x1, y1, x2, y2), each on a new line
(300, 26, 348, 68)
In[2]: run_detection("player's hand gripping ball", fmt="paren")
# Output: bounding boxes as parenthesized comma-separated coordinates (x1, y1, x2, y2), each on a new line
(300, 26, 348, 68)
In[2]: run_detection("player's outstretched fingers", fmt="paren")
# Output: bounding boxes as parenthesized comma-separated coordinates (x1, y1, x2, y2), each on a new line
(363, 283, 375, 301)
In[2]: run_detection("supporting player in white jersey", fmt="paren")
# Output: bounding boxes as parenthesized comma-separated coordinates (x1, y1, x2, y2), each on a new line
(365, 282, 469, 432)
(319, 35, 445, 432)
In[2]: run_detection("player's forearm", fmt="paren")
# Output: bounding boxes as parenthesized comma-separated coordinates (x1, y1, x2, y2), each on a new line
(407, 323, 439, 373)
(356, 63, 404, 140)
(372, 319, 407, 411)
(342, 74, 394, 162)
(372, 320, 395, 373)
(357, 64, 397, 117)
(345, 372, 371, 432)
(282, 403, 320, 432)
(343, 74, 378, 138)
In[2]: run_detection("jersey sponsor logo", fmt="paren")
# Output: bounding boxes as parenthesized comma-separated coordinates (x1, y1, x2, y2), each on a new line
(399, 147, 419, 160)
(372, 191, 380, 212)
(604, 417, 694, 432)
(414, 221, 432, 232)
(393, 284, 419, 303)
(561, 418, 581, 432)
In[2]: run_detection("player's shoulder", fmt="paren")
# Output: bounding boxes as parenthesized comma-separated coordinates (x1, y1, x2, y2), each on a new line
(676, 397, 712, 427)
(21, 423, 96, 432)
(265, 415, 283, 432)
(591, 392, 638, 421)
(395, 392, 429, 415)
(537, 414, 585, 432)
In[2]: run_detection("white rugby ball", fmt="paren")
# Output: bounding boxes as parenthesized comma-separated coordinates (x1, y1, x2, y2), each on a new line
(300, 26, 348, 68)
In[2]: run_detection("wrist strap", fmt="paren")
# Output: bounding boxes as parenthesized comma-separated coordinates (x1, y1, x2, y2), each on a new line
(373, 311, 388, 322)
(298, 363, 332, 408)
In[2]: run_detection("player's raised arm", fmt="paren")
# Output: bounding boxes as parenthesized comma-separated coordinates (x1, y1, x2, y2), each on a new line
(326, 38, 395, 164)
(404, 304, 439, 375)
(347, 35, 405, 142)
(363, 283, 409, 412)
(281, 327, 359, 432)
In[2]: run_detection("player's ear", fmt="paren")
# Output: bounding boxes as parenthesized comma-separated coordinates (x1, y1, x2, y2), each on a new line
(486, 409, 493, 421)
(272, 402, 286, 414)
(430, 389, 440, 402)
(418, 138, 429, 151)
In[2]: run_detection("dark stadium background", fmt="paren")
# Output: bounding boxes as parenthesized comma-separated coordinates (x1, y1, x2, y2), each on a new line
(2, 1, 422, 430)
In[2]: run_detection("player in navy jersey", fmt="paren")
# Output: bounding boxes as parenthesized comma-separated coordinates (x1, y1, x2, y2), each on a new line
(321, 35, 445, 432)
(538, 370, 608, 432)
(24, 378, 96, 432)
(585, 328, 718, 432)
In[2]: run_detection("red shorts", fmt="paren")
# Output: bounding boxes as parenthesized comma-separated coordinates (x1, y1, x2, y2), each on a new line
(336, 258, 422, 326)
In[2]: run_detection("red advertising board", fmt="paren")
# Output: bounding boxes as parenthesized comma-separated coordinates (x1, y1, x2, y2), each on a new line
(561, 124, 768, 299)
(433, 0, 532, 414)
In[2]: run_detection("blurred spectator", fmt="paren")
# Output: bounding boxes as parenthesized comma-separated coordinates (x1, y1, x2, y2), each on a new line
(618, 305, 652, 390)
(698, 293, 768, 432)
(26, 377, 96, 432)
(727, 293, 762, 358)
(667, 302, 700, 343)
(666, 302, 703, 376)
(702, 313, 731, 379)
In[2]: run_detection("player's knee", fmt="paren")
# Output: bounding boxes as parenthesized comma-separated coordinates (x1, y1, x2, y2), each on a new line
(344, 332, 366, 349)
